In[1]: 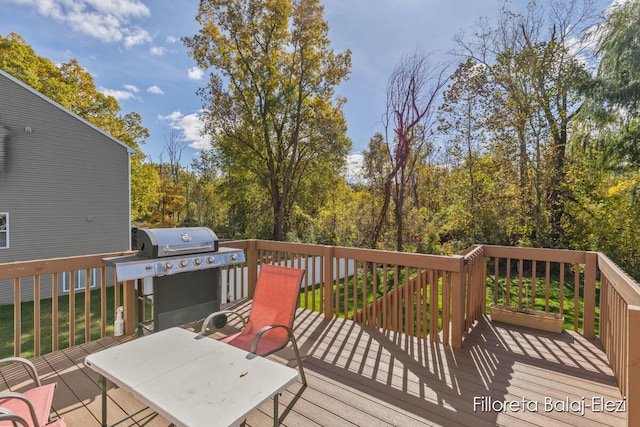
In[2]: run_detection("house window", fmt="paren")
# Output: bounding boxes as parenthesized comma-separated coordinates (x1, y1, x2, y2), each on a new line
(62, 269, 99, 293)
(0, 213, 8, 249)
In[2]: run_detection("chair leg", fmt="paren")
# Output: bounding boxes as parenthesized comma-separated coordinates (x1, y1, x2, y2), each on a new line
(288, 333, 307, 386)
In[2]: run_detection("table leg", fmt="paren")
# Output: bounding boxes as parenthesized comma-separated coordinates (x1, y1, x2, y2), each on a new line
(273, 393, 279, 427)
(100, 375, 107, 427)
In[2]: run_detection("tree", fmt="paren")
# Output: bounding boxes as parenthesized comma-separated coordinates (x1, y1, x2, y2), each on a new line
(183, 0, 352, 240)
(439, 59, 491, 216)
(585, 0, 640, 170)
(592, 0, 640, 115)
(362, 132, 392, 248)
(381, 51, 448, 251)
(573, 0, 640, 276)
(454, 0, 598, 247)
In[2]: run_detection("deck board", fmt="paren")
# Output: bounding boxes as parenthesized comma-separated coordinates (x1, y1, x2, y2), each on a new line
(0, 303, 627, 427)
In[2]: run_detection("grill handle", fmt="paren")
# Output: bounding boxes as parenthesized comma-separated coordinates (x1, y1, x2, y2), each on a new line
(162, 244, 213, 254)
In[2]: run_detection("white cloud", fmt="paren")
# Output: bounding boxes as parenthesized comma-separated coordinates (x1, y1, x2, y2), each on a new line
(124, 27, 152, 48)
(7, 0, 151, 46)
(345, 153, 364, 183)
(158, 111, 212, 150)
(99, 86, 137, 101)
(150, 46, 165, 56)
(159, 111, 183, 122)
(123, 84, 139, 93)
(187, 67, 204, 80)
(166, 35, 178, 44)
(147, 85, 165, 95)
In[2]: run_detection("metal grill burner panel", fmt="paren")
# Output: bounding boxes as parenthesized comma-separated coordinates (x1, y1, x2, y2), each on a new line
(103, 247, 244, 281)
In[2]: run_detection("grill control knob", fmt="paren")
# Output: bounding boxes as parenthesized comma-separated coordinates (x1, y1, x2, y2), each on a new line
(193, 258, 202, 266)
(206, 256, 215, 264)
(230, 254, 237, 261)
(163, 262, 174, 270)
(179, 260, 188, 268)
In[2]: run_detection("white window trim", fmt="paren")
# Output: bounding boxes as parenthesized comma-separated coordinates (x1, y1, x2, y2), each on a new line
(0, 212, 8, 249)
(61, 269, 99, 293)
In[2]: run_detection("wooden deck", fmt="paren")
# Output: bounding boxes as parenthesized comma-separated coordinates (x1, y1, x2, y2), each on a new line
(0, 300, 626, 426)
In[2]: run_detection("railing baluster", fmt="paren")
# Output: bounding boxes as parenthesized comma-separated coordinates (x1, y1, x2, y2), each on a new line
(33, 275, 40, 356)
(493, 257, 500, 304)
(559, 263, 565, 317)
(69, 272, 75, 348)
(531, 260, 537, 306)
(85, 269, 91, 343)
(574, 264, 580, 331)
(52, 273, 59, 351)
(545, 261, 551, 312)
(100, 267, 107, 338)
(13, 278, 20, 357)
(443, 270, 450, 345)
(518, 259, 523, 308)
(430, 269, 437, 340)
(505, 258, 511, 306)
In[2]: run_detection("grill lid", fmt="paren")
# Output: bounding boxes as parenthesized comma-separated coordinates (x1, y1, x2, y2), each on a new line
(134, 227, 219, 258)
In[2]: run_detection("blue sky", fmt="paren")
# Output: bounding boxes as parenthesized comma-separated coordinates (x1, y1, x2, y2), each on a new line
(0, 0, 614, 170)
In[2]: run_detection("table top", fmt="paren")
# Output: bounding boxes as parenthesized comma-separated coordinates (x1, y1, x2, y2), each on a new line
(84, 328, 299, 427)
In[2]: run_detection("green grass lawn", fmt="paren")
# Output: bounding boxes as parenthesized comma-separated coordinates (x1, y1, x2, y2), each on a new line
(300, 266, 445, 335)
(301, 270, 599, 336)
(487, 275, 600, 334)
(0, 287, 119, 359)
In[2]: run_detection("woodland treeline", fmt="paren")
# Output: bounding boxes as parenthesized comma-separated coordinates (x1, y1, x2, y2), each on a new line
(1, 0, 639, 279)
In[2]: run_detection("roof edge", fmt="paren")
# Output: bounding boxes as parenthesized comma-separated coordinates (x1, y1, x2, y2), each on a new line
(0, 68, 137, 155)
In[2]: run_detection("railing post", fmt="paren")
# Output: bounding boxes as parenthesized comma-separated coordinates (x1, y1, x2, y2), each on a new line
(451, 256, 466, 349)
(583, 251, 597, 339)
(323, 245, 334, 319)
(123, 280, 136, 335)
(246, 240, 258, 298)
(628, 306, 640, 427)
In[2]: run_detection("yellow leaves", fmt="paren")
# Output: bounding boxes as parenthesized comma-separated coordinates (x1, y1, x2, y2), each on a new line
(607, 178, 638, 197)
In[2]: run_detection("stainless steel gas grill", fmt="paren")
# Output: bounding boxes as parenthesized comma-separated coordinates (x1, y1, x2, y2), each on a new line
(103, 227, 245, 333)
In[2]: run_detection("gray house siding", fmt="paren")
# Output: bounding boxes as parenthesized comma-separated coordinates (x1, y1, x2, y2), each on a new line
(0, 69, 132, 304)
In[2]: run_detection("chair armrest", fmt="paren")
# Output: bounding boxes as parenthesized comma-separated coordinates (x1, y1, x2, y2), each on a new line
(0, 358, 41, 387)
(250, 324, 292, 354)
(0, 407, 30, 427)
(200, 310, 247, 335)
(0, 392, 41, 427)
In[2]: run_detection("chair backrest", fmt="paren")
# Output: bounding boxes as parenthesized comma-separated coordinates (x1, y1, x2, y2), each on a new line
(246, 264, 305, 335)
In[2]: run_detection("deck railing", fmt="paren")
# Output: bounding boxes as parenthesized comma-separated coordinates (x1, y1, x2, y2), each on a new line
(472, 245, 639, 427)
(597, 252, 640, 425)
(2, 241, 640, 425)
(220, 240, 467, 347)
(480, 245, 598, 337)
(0, 251, 133, 357)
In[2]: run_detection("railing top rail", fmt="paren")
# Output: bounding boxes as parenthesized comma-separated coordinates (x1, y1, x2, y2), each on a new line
(598, 252, 640, 306)
(253, 240, 328, 257)
(462, 245, 484, 262)
(480, 245, 590, 264)
(250, 240, 464, 272)
(459, 244, 482, 257)
(0, 251, 135, 281)
(334, 246, 464, 271)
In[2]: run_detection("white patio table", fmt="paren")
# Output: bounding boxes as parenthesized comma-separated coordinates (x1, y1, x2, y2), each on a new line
(84, 327, 298, 427)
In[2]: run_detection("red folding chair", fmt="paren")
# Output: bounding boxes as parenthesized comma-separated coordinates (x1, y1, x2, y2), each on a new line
(0, 408, 66, 427)
(0, 357, 61, 427)
(201, 264, 307, 385)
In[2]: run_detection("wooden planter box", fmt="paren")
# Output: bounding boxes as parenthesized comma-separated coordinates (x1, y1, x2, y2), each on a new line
(489, 303, 564, 333)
